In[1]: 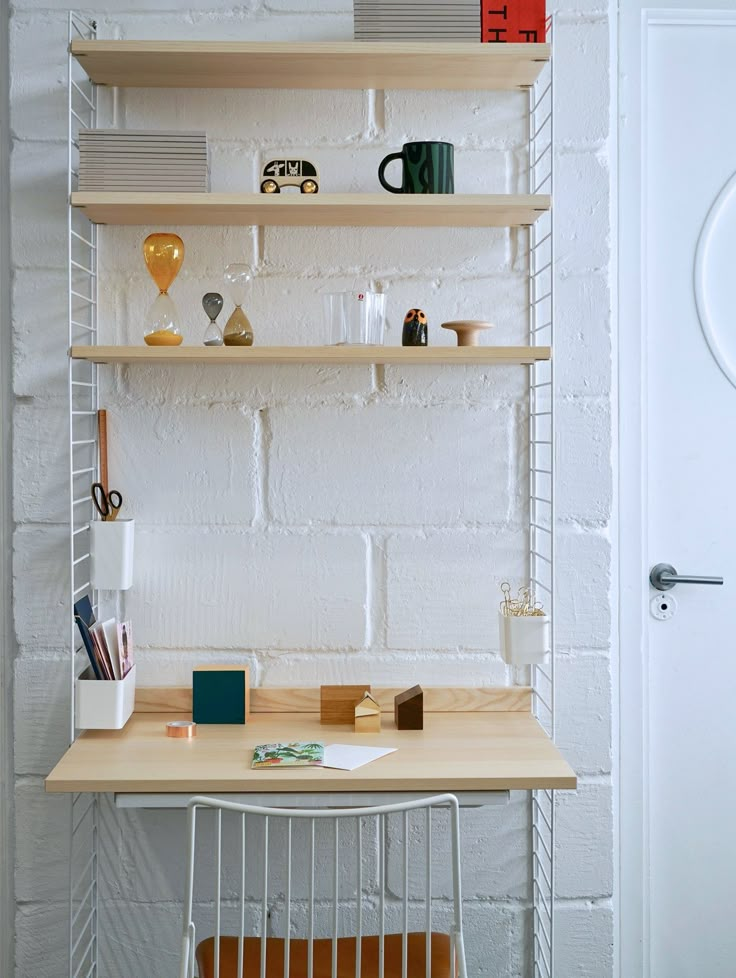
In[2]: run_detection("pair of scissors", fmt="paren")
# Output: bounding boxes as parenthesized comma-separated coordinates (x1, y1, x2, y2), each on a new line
(91, 482, 123, 522)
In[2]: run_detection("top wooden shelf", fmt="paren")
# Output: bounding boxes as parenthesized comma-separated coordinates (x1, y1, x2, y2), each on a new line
(70, 40, 550, 91)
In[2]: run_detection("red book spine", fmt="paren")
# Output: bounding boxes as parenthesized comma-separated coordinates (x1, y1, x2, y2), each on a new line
(481, 1, 547, 43)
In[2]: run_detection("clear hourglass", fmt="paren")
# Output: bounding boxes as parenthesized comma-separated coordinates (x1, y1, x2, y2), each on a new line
(223, 264, 254, 347)
(202, 292, 224, 347)
(143, 233, 185, 346)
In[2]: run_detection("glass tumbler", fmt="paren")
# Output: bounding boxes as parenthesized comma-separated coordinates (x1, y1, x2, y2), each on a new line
(324, 291, 386, 345)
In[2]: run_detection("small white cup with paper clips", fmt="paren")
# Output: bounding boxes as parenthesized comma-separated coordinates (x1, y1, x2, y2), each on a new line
(498, 582, 550, 666)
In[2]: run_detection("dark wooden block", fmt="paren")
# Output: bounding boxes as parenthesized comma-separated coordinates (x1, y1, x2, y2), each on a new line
(395, 685, 423, 730)
(193, 668, 248, 724)
(320, 684, 371, 725)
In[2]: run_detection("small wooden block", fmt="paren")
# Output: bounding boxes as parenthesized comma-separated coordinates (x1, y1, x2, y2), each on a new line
(395, 684, 424, 730)
(355, 691, 381, 734)
(193, 665, 250, 724)
(320, 685, 371, 725)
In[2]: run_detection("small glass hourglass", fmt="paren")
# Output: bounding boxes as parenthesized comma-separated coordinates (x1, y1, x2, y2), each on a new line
(202, 292, 224, 347)
(142, 233, 185, 346)
(223, 263, 254, 346)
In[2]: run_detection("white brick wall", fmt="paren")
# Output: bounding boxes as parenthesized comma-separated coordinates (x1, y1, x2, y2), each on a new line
(9, 3, 614, 977)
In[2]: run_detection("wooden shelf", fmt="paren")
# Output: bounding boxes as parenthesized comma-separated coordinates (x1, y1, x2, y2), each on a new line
(70, 40, 550, 91)
(70, 345, 551, 366)
(46, 710, 575, 794)
(70, 192, 550, 228)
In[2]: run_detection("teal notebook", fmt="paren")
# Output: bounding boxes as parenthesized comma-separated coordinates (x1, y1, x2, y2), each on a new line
(192, 670, 246, 724)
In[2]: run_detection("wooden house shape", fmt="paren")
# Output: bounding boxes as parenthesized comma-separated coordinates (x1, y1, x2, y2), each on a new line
(354, 691, 381, 733)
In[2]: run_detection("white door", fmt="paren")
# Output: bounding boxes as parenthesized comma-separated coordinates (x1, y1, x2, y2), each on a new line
(620, 9, 736, 977)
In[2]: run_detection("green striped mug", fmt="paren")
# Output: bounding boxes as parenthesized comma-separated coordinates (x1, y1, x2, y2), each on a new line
(378, 141, 454, 194)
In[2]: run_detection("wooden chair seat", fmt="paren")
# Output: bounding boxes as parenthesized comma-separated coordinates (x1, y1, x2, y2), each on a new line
(196, 932, 454, 978)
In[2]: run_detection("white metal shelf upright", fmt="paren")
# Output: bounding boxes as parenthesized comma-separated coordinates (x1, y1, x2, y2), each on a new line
(67, 13, 100, 978)
(528, 20, 555, 978)
(63, 17, 557, 978)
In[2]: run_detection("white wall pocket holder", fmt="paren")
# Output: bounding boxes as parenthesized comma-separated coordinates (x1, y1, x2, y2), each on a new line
(76, 664, 136, 730)
(90, 518, 134, 590)
(499, 611, 551, 666)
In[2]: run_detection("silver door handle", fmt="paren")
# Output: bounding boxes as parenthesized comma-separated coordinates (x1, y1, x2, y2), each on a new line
(650, 562, 724, 591)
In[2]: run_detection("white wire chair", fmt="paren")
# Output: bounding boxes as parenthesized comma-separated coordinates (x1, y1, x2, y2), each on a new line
(179, 793, 468, 978)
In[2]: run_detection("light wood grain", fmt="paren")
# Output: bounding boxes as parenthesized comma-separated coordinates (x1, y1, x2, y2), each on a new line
(69, 345, 551, 366)
(70, 40, 550, 91)
(321, 685, 371, 725)
(70, 192, 550, 228)
(45, 711, 576, 793)
(135, 686, 533, 714)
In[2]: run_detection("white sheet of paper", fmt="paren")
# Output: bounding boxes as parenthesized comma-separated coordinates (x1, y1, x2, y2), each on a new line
(322, 744, 397, 771)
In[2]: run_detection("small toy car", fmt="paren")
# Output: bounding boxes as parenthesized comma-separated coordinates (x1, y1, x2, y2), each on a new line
(260, 159, 319, 194)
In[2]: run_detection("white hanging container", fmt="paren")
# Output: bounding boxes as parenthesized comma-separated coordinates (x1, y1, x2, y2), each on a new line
(499, 611, 550, 666)
(90, 519, 135, 590)
(76, 664, 136, 730)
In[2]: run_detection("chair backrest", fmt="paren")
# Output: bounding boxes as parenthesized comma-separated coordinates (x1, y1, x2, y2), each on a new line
(179, 793, 467, 978)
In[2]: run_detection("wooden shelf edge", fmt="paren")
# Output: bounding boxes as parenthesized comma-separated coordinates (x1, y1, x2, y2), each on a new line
(70, 345, 552, 365)
(70, 40, 551, 91)
(135, 685, 534, 714)
(70, 192, 551, 228)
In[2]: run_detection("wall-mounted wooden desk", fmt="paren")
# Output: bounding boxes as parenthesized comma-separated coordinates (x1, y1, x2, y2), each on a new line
(45, 687, 576, 806)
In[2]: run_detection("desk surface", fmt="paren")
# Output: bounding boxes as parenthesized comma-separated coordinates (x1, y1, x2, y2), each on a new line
(45, 711, 576, 794)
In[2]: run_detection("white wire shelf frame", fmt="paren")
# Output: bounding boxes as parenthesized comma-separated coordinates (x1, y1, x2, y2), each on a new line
(64, 11, 557, 978)
(528, 16, 555, 978)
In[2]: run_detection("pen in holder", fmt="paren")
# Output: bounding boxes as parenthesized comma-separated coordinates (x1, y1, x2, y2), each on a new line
(89, 482, 134, 590)
(498, 582, 550, 666)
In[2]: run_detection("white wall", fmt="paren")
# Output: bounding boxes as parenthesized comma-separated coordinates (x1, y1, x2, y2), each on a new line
(9, 2, 614, 976)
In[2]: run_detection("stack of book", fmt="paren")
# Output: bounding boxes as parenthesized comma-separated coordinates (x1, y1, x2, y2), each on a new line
(74, 596, 134, 681)
(78, 129, 210, 192)
(354, 0, 480, 40)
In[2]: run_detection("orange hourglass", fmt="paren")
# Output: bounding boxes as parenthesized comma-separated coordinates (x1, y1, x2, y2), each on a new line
(143, 233, 185, 346)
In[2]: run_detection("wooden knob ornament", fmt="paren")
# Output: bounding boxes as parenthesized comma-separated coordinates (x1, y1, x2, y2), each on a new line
(441, 320, 494, 346)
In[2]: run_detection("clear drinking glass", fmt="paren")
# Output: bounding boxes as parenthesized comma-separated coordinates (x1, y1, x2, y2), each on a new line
(323, 291, 386, 345)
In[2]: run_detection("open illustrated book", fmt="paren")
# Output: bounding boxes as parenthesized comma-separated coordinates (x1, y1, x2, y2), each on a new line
(252, 743, 397, 771)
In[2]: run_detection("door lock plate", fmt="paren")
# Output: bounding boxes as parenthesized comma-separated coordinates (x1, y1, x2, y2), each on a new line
(651, 593, 677, 621)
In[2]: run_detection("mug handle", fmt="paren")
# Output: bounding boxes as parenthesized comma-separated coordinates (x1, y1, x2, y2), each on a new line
(378, 152, 404, 193)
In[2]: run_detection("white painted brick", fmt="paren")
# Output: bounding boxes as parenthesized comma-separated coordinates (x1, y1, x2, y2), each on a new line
(122, 87, 367, 146)
(14, 656, 70, 774)
(557, 397, 612, 524)
(100, 11, 354, 41)
(104, 401, 258, 525)
(554, 151, 610, 274)
(386, 795, 530, 900)
(556, 528, 611, 650)
(269, 402, 513, 525)
(13, 526, 68, 652)
(263, 226, 510, 277)
(132, 648, 262, 688)
(555, 18, 610, 148)
(13, 401, 68, 524)
(12, 269, 69, 397)
(9, 14, 68, 141)
(258, 649, 510, 686)
(555, 783, 613, 898)
(555, 653, 611, 774)
(386, 529, 526, 650)
(129, 528, 367, 650)
(15, 903, 68, 978)
(9, 139, 67, 270)
(97, 899, 189, 978)
(384, 90, 526, 149)
(265, 0, 352, 11)
(554, 902, 614, 978)
(15, 780, 70, 903)
(555, 272, 612, 397)
(114, 360, 374, 408)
